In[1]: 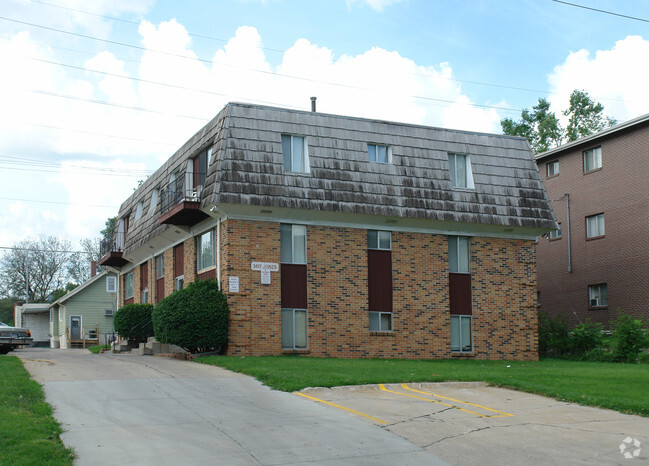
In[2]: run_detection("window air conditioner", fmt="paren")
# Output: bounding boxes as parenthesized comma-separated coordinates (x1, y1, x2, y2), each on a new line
(590, 299, 598, 307)
(104, 309, 114, 316)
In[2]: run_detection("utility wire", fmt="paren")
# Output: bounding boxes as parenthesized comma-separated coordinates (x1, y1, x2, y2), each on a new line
(0, 196, 118, 209)
(0, 246, 89, 254)
(552, 0, 649, 23)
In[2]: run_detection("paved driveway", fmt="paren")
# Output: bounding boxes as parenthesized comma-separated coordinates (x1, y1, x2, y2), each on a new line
(16, 348, 448, 465)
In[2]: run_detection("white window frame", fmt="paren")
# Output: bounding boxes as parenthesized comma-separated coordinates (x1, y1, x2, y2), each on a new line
(368, 144, 391, 164)
(141, 288, 149, 304)
(450, 315, 472, 352)
(149, 189, 159, 214)
(175, 276, 184, 291)
(281, 134, 310, 174)
(583, 147, 602, 172)
(588, 284, 608, 307)
(106, 276, 117, 293)
(546, 160, 559, 177)
(134, 202, 143, 221)
(125, 272, 134, 299)
(586, 213, 605, 238)
(281, 224, 307, 264)
(448, 153, 475, 189)
(197, 230, 216, 271)
(281, 308, 307, 349)
(369, 311, 393, 332)
(448, 236, 470, 274)
(367, 230, 391, 250)
(155, 254, 164, 280)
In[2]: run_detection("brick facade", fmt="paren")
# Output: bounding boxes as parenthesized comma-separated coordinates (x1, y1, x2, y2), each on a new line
(536, 122, 649, 328)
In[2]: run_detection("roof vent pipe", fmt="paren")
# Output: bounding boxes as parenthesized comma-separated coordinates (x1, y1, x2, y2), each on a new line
(310, 96, 317, 112)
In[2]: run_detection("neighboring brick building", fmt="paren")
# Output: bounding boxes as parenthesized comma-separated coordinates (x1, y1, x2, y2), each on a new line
(535, 113, 649, 328)
(99, 102, 556, 360)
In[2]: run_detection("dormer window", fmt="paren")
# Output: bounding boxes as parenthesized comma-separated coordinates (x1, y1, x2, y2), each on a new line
(368, 144, 391, 164)
(134, 202, 143, 221)
(448, 153, 475, 189)
(282, 135, 309, 173)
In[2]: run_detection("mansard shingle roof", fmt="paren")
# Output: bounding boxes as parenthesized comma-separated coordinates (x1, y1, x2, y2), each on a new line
(119, 102, 556, 253)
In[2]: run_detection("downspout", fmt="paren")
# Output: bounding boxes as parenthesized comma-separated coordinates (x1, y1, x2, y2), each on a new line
(565, 193, 572, 273)
(217, 219, 221, 288)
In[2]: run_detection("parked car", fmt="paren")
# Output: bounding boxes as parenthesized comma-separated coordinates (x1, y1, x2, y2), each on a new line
(0, 321, 33, 354)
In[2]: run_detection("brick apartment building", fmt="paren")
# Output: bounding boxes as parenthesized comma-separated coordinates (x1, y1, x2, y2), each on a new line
(99, 102, 556, 360)
(535, 113, 649, 328)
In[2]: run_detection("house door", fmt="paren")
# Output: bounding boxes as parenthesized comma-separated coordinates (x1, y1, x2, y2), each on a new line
(70, 316, 81, 340)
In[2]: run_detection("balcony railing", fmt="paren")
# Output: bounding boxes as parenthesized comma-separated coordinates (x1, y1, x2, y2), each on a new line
(158, 173, 209, 226)
(98, 232, 129, 267)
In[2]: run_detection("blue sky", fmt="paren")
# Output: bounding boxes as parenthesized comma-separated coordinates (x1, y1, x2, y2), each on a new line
(1, 0, 648, 249)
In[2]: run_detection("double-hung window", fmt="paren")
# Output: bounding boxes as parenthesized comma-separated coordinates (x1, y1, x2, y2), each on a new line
(448, 236, 472, 352)
(282, 135, 309, 173)
(583, 147, 602, 172)
(281, 224, 308, 349)
(368, 230, 393, 332)
(448, 153, 475, 189)
(589, 284, 608, 307)
(155, 254, 164, 303)
(546, 160, 559, 177)
(368, 144, 390, 164)
(124, 272, 134, 300)
(197, 230, 216, 271)
(586, 213, 605, 238)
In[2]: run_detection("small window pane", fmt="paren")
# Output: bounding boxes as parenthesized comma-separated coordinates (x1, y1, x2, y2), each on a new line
(456, 154, 467, 187)
(449, 236, 469, 273)
(451, 315, 472, 352)
(282, 135, 291, 171)
(368, 145, 376, 162)
(280, 224, 293, 263)
(547, 160, 559, 177)
(292, 136, 304, 172)
(294, 310, 307, 348)
(149, 189, 159, 214)
(376, 145, 387, 163)
(378, 231, 391, 250)
(281, 309, 293, 348)
(380, 313, 392, 331)
(367, 230, 378, 249)
(369, 312, 379, 331)
(293, 225, 307, 264)
(460, 316, 472, 351)
(155, 255, 164, 279)
(450, 316, 460, 351)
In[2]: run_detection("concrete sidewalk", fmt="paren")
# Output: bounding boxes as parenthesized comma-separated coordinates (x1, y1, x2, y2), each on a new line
(17, 348, 449, 465)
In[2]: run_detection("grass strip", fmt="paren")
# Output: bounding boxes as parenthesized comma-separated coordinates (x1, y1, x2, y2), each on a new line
(87, 344, 111, 354)
(196, 356, 649, 417)
(0, 356, 75, 465)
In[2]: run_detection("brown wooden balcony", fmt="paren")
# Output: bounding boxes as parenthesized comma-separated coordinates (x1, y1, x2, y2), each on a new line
(98, 233, 130, 268)
(158, 175, 209, 226)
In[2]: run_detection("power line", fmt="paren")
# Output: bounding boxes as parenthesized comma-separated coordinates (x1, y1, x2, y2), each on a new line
(0, 155, 153, 175)
(0, 246, 89, 254)
(0, 196, 118, 209)
(552, 0, 649, 23)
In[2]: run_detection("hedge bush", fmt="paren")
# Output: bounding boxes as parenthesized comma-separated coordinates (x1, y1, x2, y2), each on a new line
(538, 312, 570, 356)
(152, 279, 229, 353)
(612, 311, 649, 363)
(113, 303, 154, 343)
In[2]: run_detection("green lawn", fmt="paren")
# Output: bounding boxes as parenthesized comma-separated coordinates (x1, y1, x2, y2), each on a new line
(0, 356, 75, 465)
(87, 344, 111, 354)
(196, 356, 649, 417)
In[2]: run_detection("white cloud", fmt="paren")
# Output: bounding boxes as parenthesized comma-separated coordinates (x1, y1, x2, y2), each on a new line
(548, 35, 649, 123)
(346, 0, 405, 12)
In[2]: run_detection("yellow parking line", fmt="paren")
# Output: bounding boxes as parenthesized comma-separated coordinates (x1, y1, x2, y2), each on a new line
(295, 392, 387, 425)
(401, 384, 514, 418)
(379, 384, 484, 417)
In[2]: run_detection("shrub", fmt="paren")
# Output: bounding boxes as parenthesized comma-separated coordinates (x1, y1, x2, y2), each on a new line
(611, 309, 648, 363)
(538, 312, 570, 356)
(570, 319, 603, 354)
(152, 279, 229, 353)
(113, 303, 154, 343)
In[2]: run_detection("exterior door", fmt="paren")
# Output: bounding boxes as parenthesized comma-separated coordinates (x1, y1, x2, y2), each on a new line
(70, 316, 81, 340)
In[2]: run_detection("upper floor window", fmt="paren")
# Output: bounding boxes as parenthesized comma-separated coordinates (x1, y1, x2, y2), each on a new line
(367, 230, 391, 250)
(448, 153, 475, 189)
(368, 144, 391, 164)
(583, 147, 602, 172)
(546, 160, 559, 177)
(155, 254, 164, 279)
(125, 272, 134, 299)
(134, 202, 143, 221)
(448, 236, 470, 274)
(197, 230, 216, 271)
(282, 135, 309, 173)
(586, 213, 605, 238)
(589, 283, 608, 307)
(149, 189, 159, 214)
(281, 224, 306, 264)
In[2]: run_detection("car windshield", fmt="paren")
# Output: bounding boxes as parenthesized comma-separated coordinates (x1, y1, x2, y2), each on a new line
(0, 321, 9, 327)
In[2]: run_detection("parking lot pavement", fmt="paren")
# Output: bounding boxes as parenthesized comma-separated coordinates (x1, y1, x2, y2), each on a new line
(16, 348, 450, 466)
(299, 382, 649, 466)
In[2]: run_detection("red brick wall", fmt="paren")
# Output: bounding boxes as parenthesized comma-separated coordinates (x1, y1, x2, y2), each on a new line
(220, 219, 538, 360)
(536, 124, 649, 328)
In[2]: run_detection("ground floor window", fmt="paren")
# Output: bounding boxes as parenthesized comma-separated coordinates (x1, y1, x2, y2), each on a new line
(588, 283, 608, 307)
(281, 308, 307, 349)
(141, 288, 149, 304)
(175, 276, 184, 291)
(450, 315, 472, 352)
(369, 311, 392, 331)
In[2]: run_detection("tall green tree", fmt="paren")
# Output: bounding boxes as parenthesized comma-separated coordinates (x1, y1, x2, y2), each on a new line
(501, 89, 616, 154)
(564, 90, 617, 142)
(101, 216, 118, 240)
(501, 98, 563, 153)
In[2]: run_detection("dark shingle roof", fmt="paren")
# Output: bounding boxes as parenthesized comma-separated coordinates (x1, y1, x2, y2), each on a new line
(119, 102, 556, 254)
